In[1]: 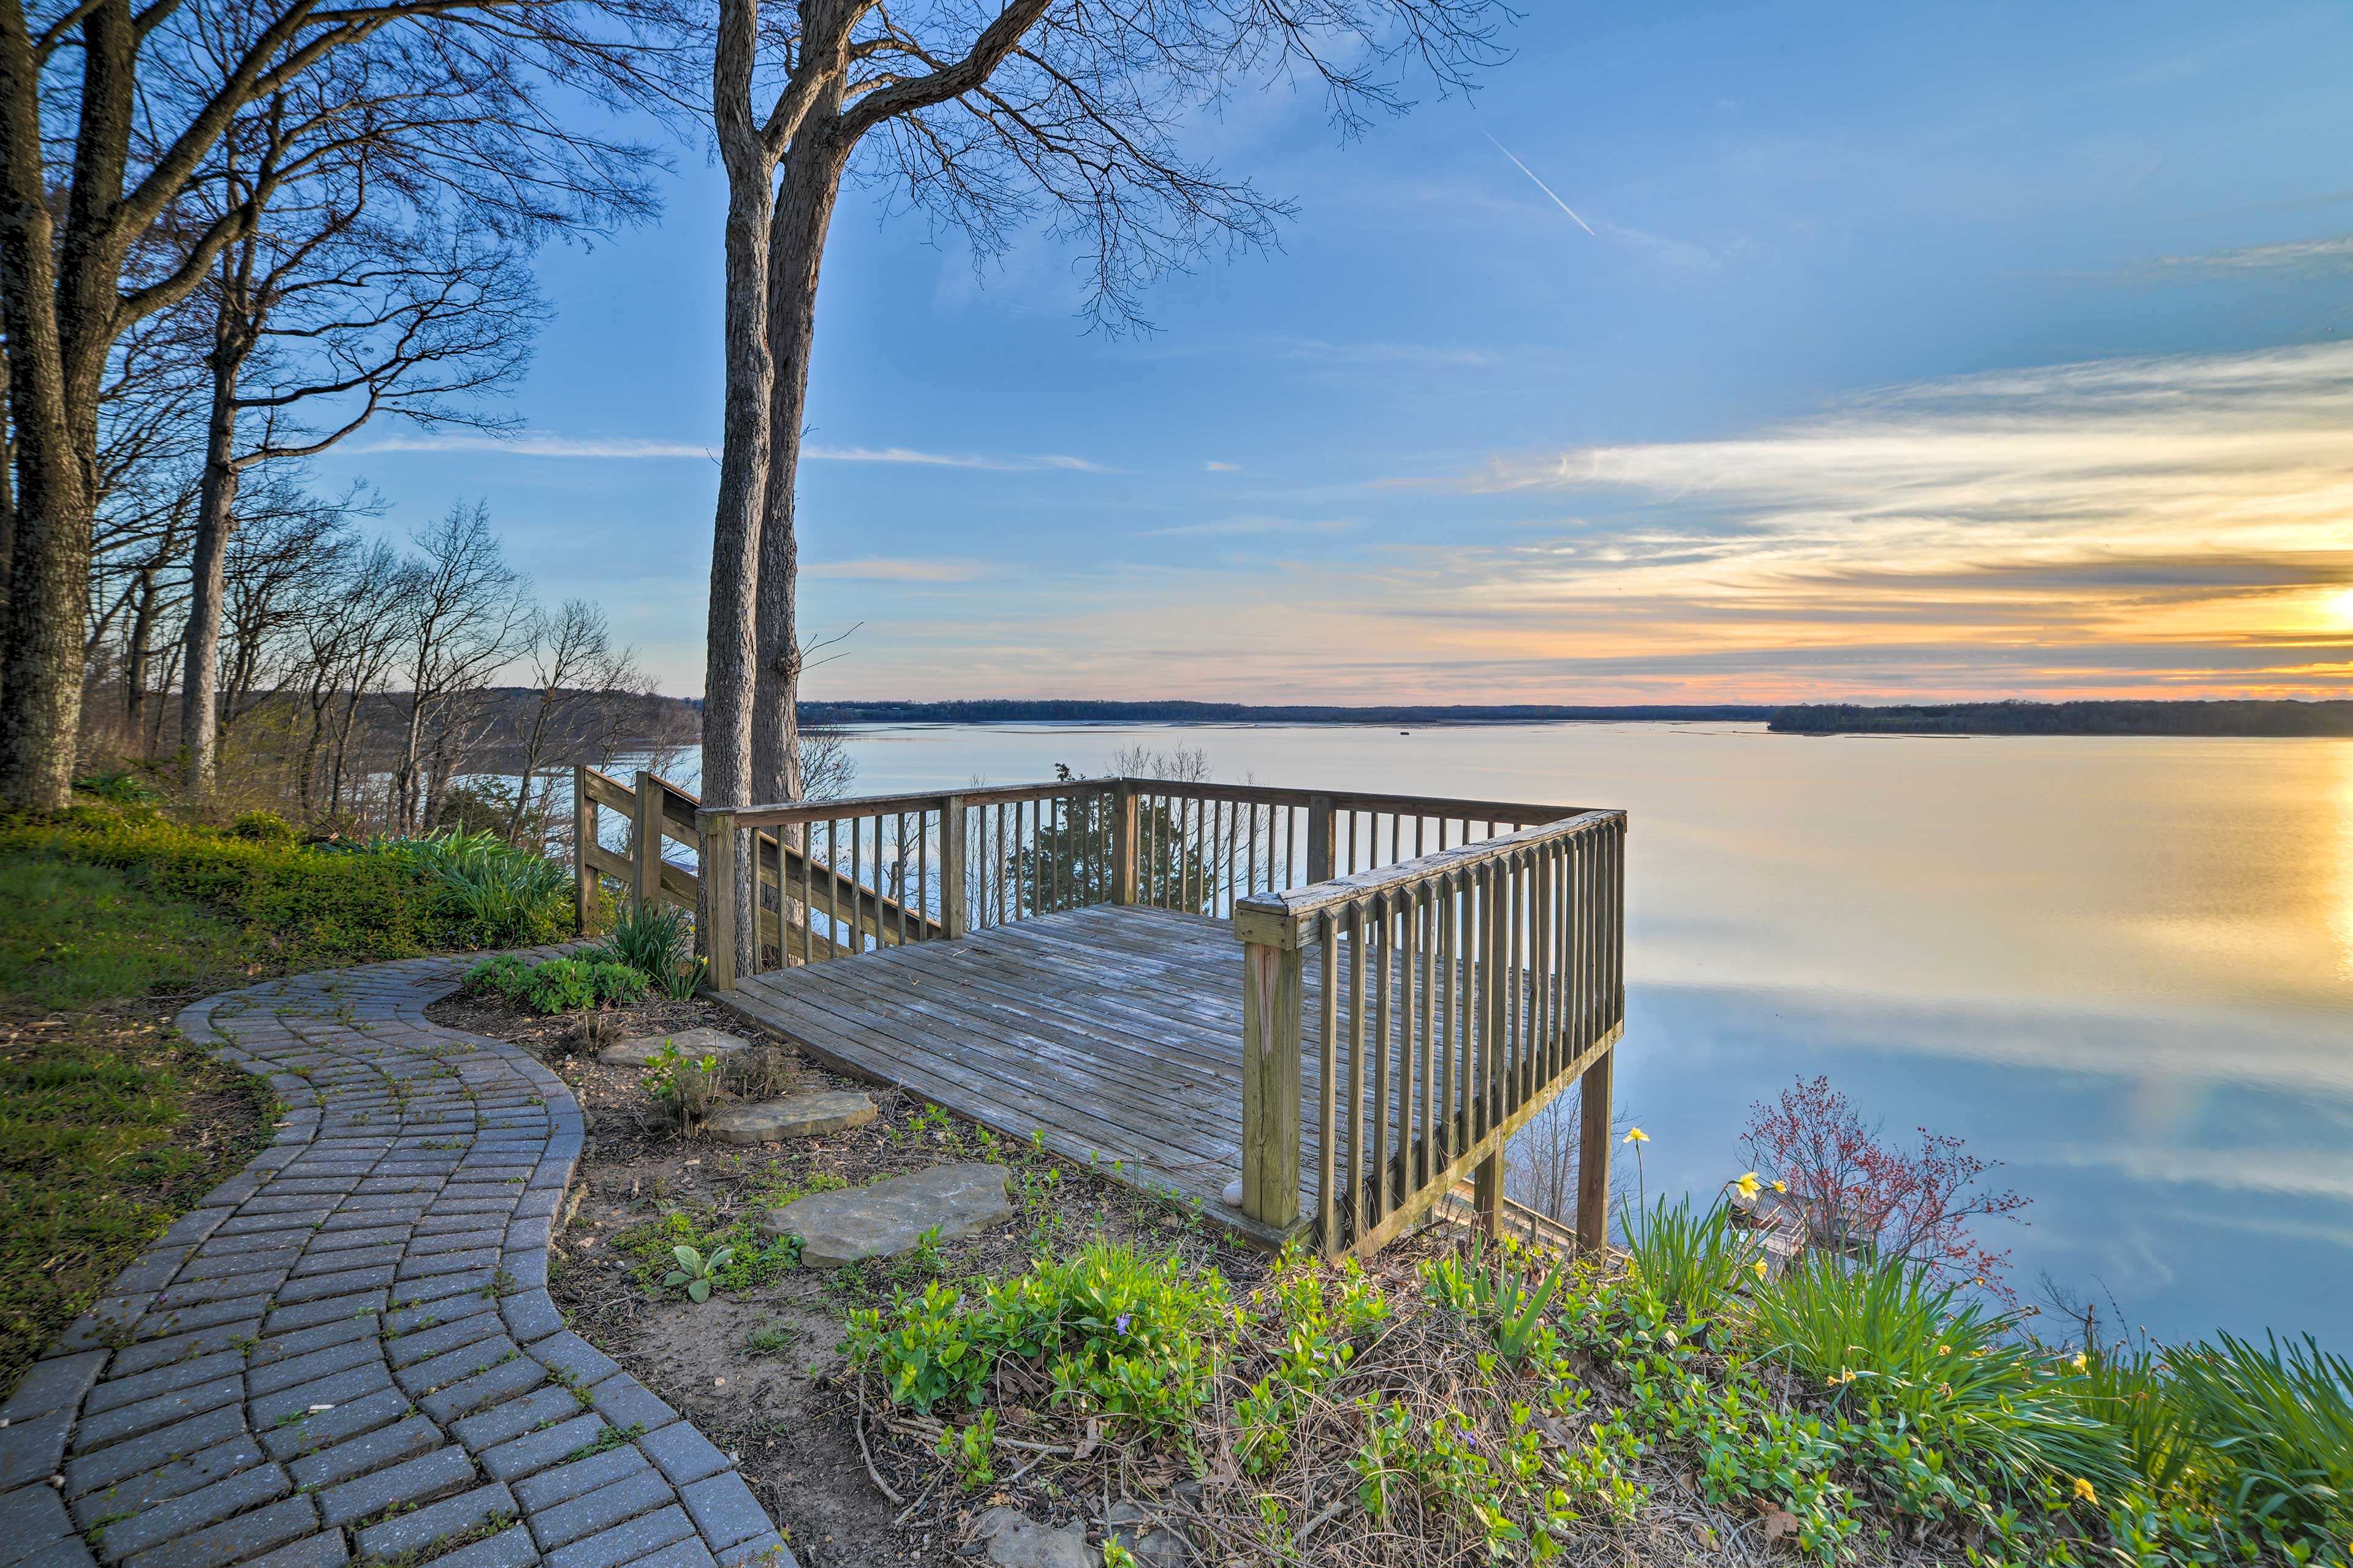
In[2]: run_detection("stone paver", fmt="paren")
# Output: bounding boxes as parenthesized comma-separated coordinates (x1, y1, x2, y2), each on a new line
(699, 1090, 874, 1146)
(760, 1162, 1012, 1266)
(7, 953, 796, 1568)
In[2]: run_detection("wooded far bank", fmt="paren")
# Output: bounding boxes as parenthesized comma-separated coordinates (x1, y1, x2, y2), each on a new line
(1768, 700, 2353, 737)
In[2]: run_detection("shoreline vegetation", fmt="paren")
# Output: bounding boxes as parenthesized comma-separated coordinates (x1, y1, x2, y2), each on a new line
(791, 697, 2353, 737)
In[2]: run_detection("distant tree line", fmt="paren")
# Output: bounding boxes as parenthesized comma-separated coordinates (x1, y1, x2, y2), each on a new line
(798, 700, 1780, 727)
(1769, 701, 2353, 738)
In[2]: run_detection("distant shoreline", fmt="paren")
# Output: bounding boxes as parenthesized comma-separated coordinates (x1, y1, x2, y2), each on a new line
(1767, 700, 2353, 738)
(796, 700, 1777, 726)
(781, 697, 2353, 738)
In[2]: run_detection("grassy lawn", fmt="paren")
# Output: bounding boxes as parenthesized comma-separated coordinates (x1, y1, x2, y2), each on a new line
(0, 852, 277, 1393)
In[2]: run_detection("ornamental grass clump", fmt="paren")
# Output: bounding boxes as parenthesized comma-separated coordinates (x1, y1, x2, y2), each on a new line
(596, 901, 702, 999)
(1621, 1192, 1761, 1325)
(1745, 1254, 2128, 1501)
(2157, 1331, 2353, 1548)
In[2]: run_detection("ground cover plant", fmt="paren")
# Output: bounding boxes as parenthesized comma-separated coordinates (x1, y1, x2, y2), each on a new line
(464, 952, 646, 1013)
(445, 977, 2353, 1568)
(2, 803, 574, 964)
(0, 848, 278, 1392)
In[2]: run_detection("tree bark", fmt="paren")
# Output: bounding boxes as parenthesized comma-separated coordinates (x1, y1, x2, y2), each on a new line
(751, 103, 848, 810)
(0, 0, 142, 810)
(180, 312, 251, 793)
(702, 0, 774, 952)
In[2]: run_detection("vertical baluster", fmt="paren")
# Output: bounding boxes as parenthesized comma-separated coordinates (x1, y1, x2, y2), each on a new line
(1507, 850, 1526, 1110)
(1393, 881, 1412, 1195)
(1417, 884, 1436, 1184)
(1388, 812, 1400, 873)
(1283, 806, 1297, 890)
(1245, 802, 1258, 897)
(851, 814, 866, 954)
(1317, 914, 1339, 1257)
(1370, 890, 1392, 1229)
(1345, 899, 1366, 1246)
(1435, 874, 1454, 1166)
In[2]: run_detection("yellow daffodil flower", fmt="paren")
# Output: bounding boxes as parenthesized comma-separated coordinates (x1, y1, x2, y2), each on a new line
(2072, 1478, 2098, 1506)
(2071, 1353, 2088, 1372)
(1751, 1259, 1768, 1279)
(1771, 1180, 1787, 1193)
(1733, 1172, 1761, 1201)
(1936, 1344, 1951, 1356)
(1623, 1127, 1648, 1144)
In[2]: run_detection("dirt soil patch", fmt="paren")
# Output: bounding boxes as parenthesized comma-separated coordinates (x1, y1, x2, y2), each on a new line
(431, 987, 1266, 1568)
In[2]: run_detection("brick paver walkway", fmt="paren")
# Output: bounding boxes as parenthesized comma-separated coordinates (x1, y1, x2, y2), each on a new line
(0, 955, 794, 1568)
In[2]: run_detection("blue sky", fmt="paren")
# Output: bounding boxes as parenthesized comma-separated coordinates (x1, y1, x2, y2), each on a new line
(319, 2, 2353, 703)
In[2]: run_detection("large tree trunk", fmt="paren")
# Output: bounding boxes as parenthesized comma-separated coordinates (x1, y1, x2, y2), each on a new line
(0, 0, 140, 811)
(751, 117, 849, 810)
(702, 0, 773, 951)
(180, 316, 249, 794)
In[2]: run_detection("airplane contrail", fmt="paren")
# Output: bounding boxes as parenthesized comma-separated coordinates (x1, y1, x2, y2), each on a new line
(1483, 132, 1596, 236)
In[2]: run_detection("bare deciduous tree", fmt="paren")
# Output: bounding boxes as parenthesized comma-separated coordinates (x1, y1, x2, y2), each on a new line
(0, 0, 680, 809)
(695, 0, 1513, 945)
(390, 499, 530, 831)
(507, 597, 648, 844)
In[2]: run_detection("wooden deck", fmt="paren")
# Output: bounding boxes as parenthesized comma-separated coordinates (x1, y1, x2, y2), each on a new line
(718, 904, 1301, 1244)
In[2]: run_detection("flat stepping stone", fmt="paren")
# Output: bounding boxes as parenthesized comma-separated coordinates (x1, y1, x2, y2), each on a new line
(760, 1162, 1014, 1267)
(702, 1089, 877, 1145)
(598, 1026, 751, 1067)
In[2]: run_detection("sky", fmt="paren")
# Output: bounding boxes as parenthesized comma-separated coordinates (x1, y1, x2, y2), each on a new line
(314, 2, 2353, 705)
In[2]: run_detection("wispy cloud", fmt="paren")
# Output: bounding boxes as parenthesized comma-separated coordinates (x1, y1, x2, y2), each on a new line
(2131, 233, 2353, 278)
(1482, 132, 1597, 236)
(349, 430, 1111, 472)
(802, 558, 991, 582)
(1139, 516, 1353, 538)
(1203, 460, 1243, 473)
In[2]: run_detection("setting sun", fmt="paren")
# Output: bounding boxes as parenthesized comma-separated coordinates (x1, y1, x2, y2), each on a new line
(2330, 586, 2353, 629)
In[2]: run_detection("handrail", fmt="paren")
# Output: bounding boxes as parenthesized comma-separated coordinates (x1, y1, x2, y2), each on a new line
(1233, 805, 1626, 1259)
(716, 776, 1588, 835)
(1233, 808, 1623, 945)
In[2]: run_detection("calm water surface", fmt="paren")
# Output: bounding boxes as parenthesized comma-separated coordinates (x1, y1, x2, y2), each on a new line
(648, 721, 2353, 1345)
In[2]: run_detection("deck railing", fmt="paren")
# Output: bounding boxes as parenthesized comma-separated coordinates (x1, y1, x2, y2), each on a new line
(1233, 804, 1627, 1257)
(635, 771, 1624, 1259)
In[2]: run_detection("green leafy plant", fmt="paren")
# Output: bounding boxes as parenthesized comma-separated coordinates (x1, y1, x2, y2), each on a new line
(1421, 1235, 1568, 1363)
(936, 1408, 998, 1489)
(2158, 1331, 2353, 1545)
(663, 1243, 736, 1303)
(466, 953, 645, 1013)
(1747, 1255, 2126, 1498)
(599, 901, 702, 998)
(1622, 1193, 1759, 1322)
(359, 828, 569, 945)
(844, 1240, 1233, 1430)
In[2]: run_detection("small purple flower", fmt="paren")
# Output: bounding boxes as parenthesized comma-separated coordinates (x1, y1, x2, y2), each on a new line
(1115, 1313, 1132, 1335)
(1458, 1426, 1479, 1448)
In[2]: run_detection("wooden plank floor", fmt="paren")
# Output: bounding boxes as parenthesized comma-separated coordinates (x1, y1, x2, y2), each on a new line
(718, 905, 1301, 1244)
(714, 903, 1595, 1249)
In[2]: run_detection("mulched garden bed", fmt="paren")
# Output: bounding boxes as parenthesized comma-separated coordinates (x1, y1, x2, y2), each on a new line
(428, 987, 1265, 1568)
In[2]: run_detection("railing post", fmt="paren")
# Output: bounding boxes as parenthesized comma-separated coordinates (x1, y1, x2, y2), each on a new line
(941, 796, 968, 939)
(1112, 781, 1137, 906)
(1306, 794, 1334, 884)
(1577, 1045, 1614, 1252)
(698, 807, 738, 991)
(1239, 921, 1303, 1235)
(632, 770, 663, 911)
(573, 764, 595, 934)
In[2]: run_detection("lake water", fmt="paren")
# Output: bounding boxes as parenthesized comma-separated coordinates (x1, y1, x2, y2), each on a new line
(627, 721, 2353, 1346)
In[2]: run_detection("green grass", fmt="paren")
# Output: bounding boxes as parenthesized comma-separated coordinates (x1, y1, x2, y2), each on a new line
(0, 852, 280, 1392)
(0, 855, 251, 1007)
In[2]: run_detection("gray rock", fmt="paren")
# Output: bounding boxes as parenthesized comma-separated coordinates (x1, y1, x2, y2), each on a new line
(1104, 1501, 1193, 1568)
(600, 1028, 749, 1067)
(702, 1090, 876, 1145)
(760, 1163, 1012, 1266)
(969, 1507, 1091, 1568)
